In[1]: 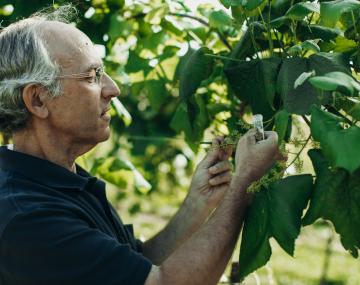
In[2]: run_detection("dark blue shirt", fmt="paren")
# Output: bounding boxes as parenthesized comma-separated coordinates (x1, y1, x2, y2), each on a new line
(0, 146, 152, 285)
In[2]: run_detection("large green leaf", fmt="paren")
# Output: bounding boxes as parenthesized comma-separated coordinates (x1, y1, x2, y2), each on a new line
(309, 71, 360, 96)
(239, 175, 313, 279)
(179, 47, 214, 101)
(321, 0, 360, 27)
(277, 53, 350, 114)
(224, 58, 281, 120)
(285, 2, 320, 20)
(311, 106, 360, 173)
(303, 149, 360, 257)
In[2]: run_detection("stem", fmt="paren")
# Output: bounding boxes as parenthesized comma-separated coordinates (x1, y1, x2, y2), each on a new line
(301, 115, 311, 128)
(324, 105, 353, 125)
(168, 13, 232, 51)
(351, 11, 359, 40)
(157, 63, 170, 82)
(285, 134, 311, 172)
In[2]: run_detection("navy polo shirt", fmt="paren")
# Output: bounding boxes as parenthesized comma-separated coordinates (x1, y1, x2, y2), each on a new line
(0, 146, 152, 285)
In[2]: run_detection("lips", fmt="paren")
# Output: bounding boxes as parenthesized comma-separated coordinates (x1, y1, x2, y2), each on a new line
(101, 106, 111, 116)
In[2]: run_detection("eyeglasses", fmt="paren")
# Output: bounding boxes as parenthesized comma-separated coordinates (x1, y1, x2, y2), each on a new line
(56, 66, 105, 85)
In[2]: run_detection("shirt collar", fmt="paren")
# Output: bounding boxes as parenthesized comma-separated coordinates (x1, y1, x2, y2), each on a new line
(0, 146, 91, 191)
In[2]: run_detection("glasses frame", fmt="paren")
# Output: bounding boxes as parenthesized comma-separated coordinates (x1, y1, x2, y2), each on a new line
(56, 66, 105, 85)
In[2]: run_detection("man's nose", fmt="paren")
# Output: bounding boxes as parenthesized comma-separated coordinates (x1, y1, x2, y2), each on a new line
(101, 73, 120, 98)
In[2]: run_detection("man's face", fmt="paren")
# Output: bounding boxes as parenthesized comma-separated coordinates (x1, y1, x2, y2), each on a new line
(41, 22, 120, 146)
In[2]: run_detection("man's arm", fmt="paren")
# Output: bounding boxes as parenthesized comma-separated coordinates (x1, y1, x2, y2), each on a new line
(142, 138, 233, 264)
(144, 130, 280, 285)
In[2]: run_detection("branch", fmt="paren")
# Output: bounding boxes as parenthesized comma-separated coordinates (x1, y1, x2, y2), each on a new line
(168, 12, 232, 51)
(285, 134, 311, 172)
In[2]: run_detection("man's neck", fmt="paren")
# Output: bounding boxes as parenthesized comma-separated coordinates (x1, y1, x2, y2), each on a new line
(12, 128, 92, 173)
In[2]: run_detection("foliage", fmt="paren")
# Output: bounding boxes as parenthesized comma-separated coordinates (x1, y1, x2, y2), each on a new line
(1, 0, 360, 280)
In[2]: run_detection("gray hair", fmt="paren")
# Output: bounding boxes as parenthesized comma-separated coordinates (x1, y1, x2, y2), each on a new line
(0, 5, 77, 134)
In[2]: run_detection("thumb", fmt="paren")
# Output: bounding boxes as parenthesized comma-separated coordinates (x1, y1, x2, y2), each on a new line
(200, 137, 223, 168)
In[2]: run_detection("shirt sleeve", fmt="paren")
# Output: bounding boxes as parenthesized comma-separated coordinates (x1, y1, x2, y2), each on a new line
(0, 208, 152, 285)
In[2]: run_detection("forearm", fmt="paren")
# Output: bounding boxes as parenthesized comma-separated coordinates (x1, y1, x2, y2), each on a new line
(146, 181, 252, 285)
(142, 195, 210, 264)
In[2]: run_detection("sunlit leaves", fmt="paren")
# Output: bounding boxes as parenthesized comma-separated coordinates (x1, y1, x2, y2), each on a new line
(239, 175, 313, 279)
(209, 10, 232, 28)
(91, 157, 151, 193)
(303, 149, 360, 257)
(311, 106, 360, 173)
(320, 0, 360, 27)
(144, 4, 169, 25)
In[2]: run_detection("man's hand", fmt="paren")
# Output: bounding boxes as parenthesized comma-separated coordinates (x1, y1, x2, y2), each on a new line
(232, 129, 281, 188)
(186, 137, 233, 215)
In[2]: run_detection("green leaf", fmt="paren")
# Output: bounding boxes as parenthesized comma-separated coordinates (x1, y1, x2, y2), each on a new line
(108, 15, 133, 40)
(297, 24, 341, 42)
(294, 71, 315, 89)
(277, 57, 317, 115)
(303, 149, 360, 257)
(224, 58, 281, 120)
(277, 53, 350, 114)
(321, 0, 360, 27)
(125, 51, 152, 75)
(285, 2, 320, 20)
(209, 10, 233, 28)
(288, 40, 320, 56)
(239, 175, 313, 279)
(179, 47, 214, 101)
(311, 106, 360, 173)
(274, 109, 290, 143)
(136, 31, 166, 53)
(309, 71, 360, 96)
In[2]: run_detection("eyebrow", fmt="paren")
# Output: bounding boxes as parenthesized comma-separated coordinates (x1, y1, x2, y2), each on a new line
(80, 62, 104, 74)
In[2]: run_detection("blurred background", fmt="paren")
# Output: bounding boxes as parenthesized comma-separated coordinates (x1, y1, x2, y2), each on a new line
(0, 0, 359, 284)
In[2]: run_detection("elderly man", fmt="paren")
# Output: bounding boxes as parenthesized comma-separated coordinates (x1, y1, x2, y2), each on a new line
(0, 5, 280, 285)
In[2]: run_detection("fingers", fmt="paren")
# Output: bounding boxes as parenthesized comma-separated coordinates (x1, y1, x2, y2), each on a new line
(202, 136, 233, 167)
(208, 160, 232, 175)
(209, 171, 232, 186)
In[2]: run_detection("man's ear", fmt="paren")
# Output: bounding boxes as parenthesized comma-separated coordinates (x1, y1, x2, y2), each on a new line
(22, 84, 49, 119)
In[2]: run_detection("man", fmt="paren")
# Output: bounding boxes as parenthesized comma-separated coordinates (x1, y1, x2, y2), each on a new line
(0, 5, 280, 285)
